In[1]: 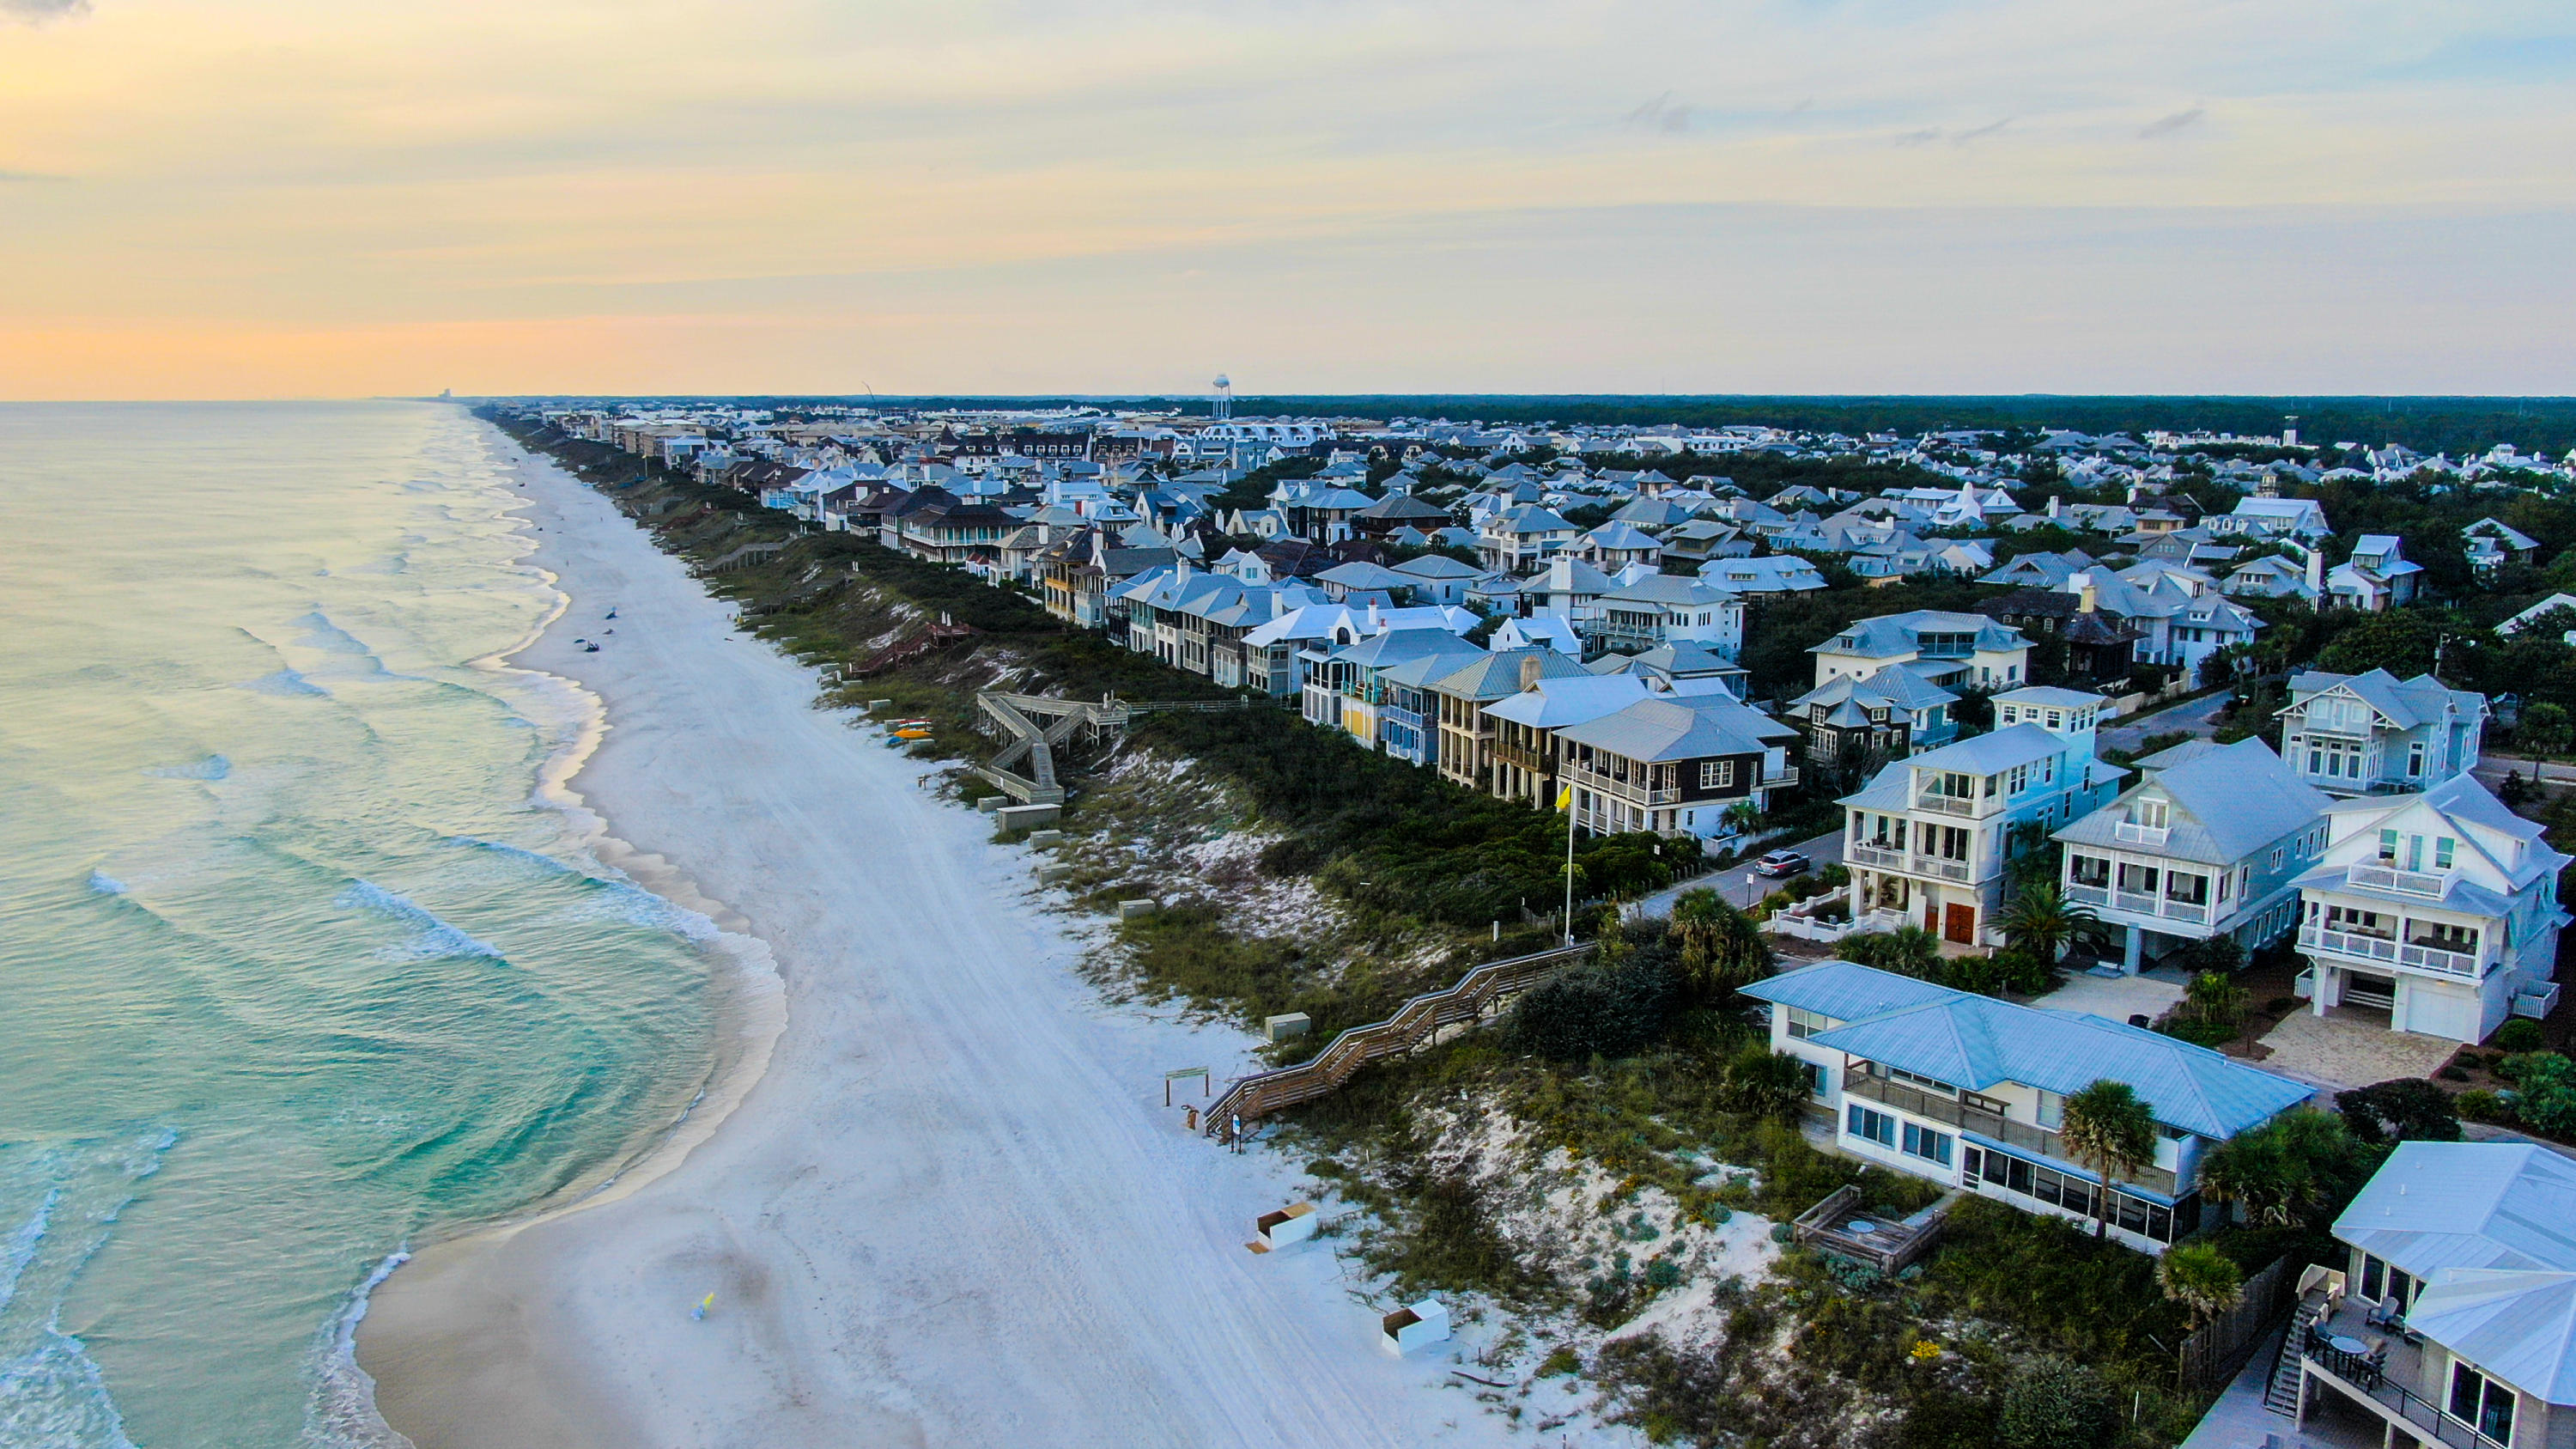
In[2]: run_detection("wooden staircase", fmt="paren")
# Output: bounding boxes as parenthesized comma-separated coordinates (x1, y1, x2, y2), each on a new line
(1202, 944, 1592, 1142)
(970, 691, 1285, 806)
(2263, 1294, 2327, 1416)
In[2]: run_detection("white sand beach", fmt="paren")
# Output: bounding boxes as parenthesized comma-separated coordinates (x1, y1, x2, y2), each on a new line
(355, 438, 1557, 1448)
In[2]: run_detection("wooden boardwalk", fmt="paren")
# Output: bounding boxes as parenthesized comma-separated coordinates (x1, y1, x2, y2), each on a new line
(970, 691, 1282, 806)
(1203, 944, 1592, 1142)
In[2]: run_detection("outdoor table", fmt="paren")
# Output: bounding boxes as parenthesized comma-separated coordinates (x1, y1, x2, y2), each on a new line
(2330, 1335, 2369, 1356)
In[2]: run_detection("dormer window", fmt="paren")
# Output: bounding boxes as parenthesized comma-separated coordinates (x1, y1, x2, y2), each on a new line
(2133, 799, 2170, 829)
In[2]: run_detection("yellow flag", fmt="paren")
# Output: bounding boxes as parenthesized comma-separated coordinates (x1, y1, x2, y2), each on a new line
(1555, 785, 1572, 810)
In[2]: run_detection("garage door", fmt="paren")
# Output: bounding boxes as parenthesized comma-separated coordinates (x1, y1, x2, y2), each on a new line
(2403, 984, 2475, 1041)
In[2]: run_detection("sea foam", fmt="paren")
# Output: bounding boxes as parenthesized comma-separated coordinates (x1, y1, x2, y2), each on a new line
(336, 880, 505, 961)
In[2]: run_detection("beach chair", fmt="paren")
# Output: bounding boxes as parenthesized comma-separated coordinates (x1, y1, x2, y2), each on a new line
(2364, 1294, 2404, 1332)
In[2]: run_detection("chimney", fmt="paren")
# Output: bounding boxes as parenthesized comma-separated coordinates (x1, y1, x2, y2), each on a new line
(2305, 545, 2324, 597)
(1519, 654, 1544, 692)
(1366, 601, 1383, 635)
(2046, 495, 2062, 520)
(2074, 570, 2098, 614)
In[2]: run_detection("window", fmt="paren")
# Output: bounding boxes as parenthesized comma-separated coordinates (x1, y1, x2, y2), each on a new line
(2070, 855, 2111, 888)
(1804, 1060, 1829, 1099)
(2379, 828, 2400, 861)
(1696, 758, 1735, 789)
(2409, 742, 2426, 777)
(2036, 1090, 2065, 1129)
(2450, 1362, 2515, 1444)
(2270, 846, 2285, 871)
(1785, 1007, 1832, 1040)
(2134, 798, 2170, 829)
(2435, 837, 2455, 871)
(1847, 1104, 1896, 1148)
(1901, 1123, 1953, 1166)
(1889, 1068, 1958, 1095)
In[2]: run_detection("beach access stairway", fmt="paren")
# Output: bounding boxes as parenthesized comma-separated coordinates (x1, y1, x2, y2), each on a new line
(1204, 943, 1593, 1142)
(970, 691, 1284, 806)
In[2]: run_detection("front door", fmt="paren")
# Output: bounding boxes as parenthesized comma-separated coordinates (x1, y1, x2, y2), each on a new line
(1923, 903, 1940, 935)
(1943, 904, 1977, 945)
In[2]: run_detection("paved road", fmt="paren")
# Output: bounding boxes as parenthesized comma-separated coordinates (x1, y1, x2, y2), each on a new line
(1630, 829, 1845, 919)
(2096, 689, 2232, 758)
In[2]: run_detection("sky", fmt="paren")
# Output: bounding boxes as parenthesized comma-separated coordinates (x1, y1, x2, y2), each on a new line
(1, 0, 2572, 399)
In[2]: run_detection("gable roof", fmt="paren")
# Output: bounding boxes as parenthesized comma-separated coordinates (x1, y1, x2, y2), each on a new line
(2056, 739, 2328, 864)
(1553, 695, 1793, 763)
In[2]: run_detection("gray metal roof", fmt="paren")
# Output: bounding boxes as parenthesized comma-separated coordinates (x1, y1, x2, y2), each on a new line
(1481, 675, 1653, 728)
(1554, 695, 1793, 762)
(1741, 959, 1963, 1024)
(2055, 739, 2328, 865)
(2285, 668, 2487, 731)
(1431, 648, 1589, 700)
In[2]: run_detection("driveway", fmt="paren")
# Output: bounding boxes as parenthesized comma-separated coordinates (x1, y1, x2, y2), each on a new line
(2096, 689, 2232, 758)
(1630, 829, 1844, 919)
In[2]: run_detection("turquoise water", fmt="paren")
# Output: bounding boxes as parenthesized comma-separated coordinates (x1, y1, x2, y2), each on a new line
(0, 404, 725, 1446)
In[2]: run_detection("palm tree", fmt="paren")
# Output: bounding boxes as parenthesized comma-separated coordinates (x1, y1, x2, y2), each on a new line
(1838, 926, 1941, 980)
(2159, 1241, 2245, 1373)
(1720, 798, 1764, 842)
(2195, 1129, 2298, 1227)
(2058, 1080, 2158, 1239)
(1672, 889, 1771, 1002)
(1995, 880, 2113, 965)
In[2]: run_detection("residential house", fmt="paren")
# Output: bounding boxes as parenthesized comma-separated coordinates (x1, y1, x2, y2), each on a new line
(1240, 600, 1477, 699)
(2277, 669, 2488, 798)
(1975, 590, 2144, 687)
(1585, 642, 1751, 702)
(1786, 666, 1959, 766)
(1556, 695, 1798, 846)
(2327, 534, 2427, 612)
(885, 489, 1019, 568)
(1302, 628, 1490, 763)
(2294, 773, 2567, 1043)
(2463, 517, 2542, 579)
(2299, 1142, 2576, 1449)
(2056, 738, 2330, 971)
(1388, 554, 1489, 606)
(1350, 491, 1454, 539)
(1478, 504, 1579, 573)
(1574, 522, 1665, 570)
(1978, 551, 2099, 590)
(1035, 527, 1177, 630)
(2499, 594, 2576, 640)
(1430, 649, 1592, 792)
(1481, 674, 1660, 808)
(1116, 566, 1326, 690)
(1698, 555, 1829, 594)
(1657, 520, 1755, 569)
(2222, 554, 2323, 603)
(1838, 691, 2122, 945)
(1582, 575, 1747, 661)
(2210, 496, 2332, 544)
(2058, 567, 2263, 681)
(1810, 611, 2032, 692)
(1747, 959, 2314, 1253)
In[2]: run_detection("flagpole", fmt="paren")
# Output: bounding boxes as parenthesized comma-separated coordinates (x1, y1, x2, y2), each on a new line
(1558, 782, 1575, 945)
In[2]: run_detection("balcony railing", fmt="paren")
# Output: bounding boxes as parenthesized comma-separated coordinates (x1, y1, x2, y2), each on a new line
(2347, 862, 2455, 898)
(1564, 764, 1681, 806)
(2302, 925, 2485, 979)
(1848, 843, 1907, 870)
(1912, 856, 1975, 882)
(2113, 821, 2171, 846)
(2067, 882, 2111, 907)
(2301, 1325, 2505, 1449)
(2300, 923, 2396, 963)
(1765, 764, 1801, 788)
(1915, 792, 1981, 817)
(1842, 1069, 2180, 1196)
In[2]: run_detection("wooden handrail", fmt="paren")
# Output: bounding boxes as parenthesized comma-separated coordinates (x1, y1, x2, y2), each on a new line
(1203, 944, 1592, 1141)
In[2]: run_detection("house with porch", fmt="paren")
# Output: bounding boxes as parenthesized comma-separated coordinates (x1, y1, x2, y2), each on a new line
(1580, 575, 1746, 661)
(2278, 670, 2488, 799)
(1477, 504, 1579, 573)
(1785, 666, 1959, 766)
(2055, 738, 2329, 972)
(1838, 689, 2123, 945)
(1810, 611, 2032, 692)
(2463, 518, 2542, 580)
(1555, 695, 1798, 847)
(2327, 534, 2427, 612)
(1479, 674, 1661, 809)
(1747, 959, 2316, 1254)
(2296, 1142, 2576, 1449)
(1429, 649, 1592, 792)
(1700, 555, 1831, 594)
(1302, 629, 1490, 764)
(2293, 773, 2567, 1044)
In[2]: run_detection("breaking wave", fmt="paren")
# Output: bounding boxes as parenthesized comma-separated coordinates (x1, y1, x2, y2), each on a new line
(336, 880, 504, 961)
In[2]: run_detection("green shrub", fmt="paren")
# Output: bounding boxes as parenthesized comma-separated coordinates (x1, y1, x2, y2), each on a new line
(2455, 1088, 2510, 1124)
(1999, 1354, 2117, 1449)
(1506, 957, 1678, 1061)
(2492, 1019, 2546, 1052)
(2503, 1052, 2576, 1135)
(2335, 1077, 2464, 1146)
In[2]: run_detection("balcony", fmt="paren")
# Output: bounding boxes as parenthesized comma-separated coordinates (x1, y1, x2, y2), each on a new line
(1564, 763, 1681, 807)
(2113, 820, 2171, 847)
(1911, 856, 1975, 883)
(1848, 842, 1907, 870)
(2302, 926, 2485, 979)
(2067, 882, 2111, 907)
(1841, 1068, 2180, 1197)
(2347, 862, 2456, 898)
(1914, 792, 1981, 817)
(2300, 1309, 2504, 1449)
(1765, 764, 1801, 789)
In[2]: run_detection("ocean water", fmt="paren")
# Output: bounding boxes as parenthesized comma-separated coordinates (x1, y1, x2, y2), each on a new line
(0, 404, 726, 1446)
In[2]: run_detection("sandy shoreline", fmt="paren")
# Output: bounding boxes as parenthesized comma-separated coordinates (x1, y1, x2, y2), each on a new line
(355, 431, 1546, 1448)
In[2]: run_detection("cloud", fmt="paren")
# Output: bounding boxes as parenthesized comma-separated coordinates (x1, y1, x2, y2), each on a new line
(1952, 117, 2013, 146)
(1624, 91, 1692, 134)
(2, 0, 90, 20)
(1893, 128, 1941, 146)
(2138, 107, 2206, 139)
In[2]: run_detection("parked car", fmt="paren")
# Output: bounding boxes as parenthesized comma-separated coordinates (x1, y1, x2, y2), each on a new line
(1752, 849, 1810, 879)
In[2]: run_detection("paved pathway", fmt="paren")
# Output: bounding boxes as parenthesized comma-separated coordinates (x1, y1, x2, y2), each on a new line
(2097, 689, 2232, 757)
(1629, 829, 1844, 919)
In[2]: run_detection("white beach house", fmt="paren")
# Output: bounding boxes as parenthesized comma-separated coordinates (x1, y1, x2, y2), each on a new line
(2294, 774, 2568, 1043)
(2277, 669, 2488, 799)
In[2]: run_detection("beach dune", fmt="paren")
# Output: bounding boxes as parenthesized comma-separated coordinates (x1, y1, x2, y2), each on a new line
(355, 439, 1529, 1448)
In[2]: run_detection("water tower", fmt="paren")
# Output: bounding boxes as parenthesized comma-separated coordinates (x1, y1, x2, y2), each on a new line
(1211, 374, 1232, 423)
